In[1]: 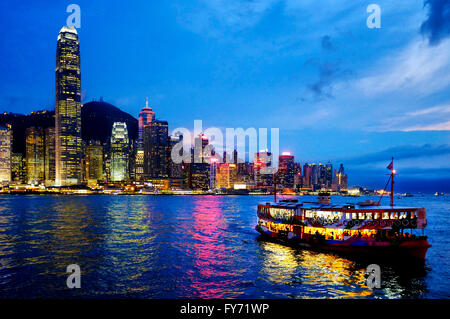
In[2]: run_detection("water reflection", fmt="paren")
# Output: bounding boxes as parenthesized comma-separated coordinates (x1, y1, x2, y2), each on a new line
(0, 195, 439, 298)
(184, 196, 239, 298)
(257, 237, 429, 298)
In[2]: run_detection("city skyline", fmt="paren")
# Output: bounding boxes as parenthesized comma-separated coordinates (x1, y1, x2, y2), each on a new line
(0, 1, 449, 192)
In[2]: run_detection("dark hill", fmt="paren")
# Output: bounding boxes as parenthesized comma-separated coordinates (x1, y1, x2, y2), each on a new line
(81, 101, 138, 144)
(0, 101, 138, 154)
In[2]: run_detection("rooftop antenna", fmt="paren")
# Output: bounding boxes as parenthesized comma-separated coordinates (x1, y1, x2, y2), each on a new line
(146, 97, 149, 108)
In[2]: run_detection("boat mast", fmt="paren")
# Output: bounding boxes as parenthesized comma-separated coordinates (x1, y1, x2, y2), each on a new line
(390, 157, 394, 207)
(273, 171, 277, 203)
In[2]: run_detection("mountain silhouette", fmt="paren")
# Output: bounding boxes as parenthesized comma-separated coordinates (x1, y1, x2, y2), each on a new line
(0, 100, 138, 154)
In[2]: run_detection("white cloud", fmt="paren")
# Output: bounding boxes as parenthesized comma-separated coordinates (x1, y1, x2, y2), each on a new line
(401, 121, 450, 132)
(406, 105, 450, 117)
(368, 103, 450, 132)
(355, 38, 450, 96)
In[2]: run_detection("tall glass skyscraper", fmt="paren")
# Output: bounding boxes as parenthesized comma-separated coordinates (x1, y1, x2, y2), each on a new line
(55, 26, 82, 186)
(0, 124, 12, 184)
(143, 120, 169, 179)
(44, 127, 56, 186)
(110, 122, 130, 182)
(26, 127, 45, 185)
(138, 98, 155, 140)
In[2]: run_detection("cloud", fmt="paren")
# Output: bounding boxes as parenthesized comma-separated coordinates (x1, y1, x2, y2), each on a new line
(321, 35, 334, 51)
(401, 120, 450, 131)
(355, 38, 450, 96)
(420, 0, 450, 46)
(345, 144, 450, 165)
(372, 104, 450, 132)
(303, 60, 352, 101)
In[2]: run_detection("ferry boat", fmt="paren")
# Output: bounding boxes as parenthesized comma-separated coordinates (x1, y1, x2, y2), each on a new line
(255, 159, 431, 260)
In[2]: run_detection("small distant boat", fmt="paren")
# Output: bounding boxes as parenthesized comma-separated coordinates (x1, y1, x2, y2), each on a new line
(403, 193, 413, 197)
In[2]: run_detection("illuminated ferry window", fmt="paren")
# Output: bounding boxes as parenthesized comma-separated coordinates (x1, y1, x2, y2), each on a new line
(383, 212, 389, 219)
(374, 212, 380, 219)
(358, 212, 365, 219)
(345, 213, 351, 220)
(352, 213, 357, 219)
(366, 212, 373, 219)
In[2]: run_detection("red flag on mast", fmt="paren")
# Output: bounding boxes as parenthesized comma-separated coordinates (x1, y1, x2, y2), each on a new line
(387, 160, 393, 170)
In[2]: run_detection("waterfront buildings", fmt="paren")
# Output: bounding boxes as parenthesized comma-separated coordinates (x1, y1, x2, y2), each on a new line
(55, 26, 82, 186)
(169, 134, 183, 179)
(143, 120, 169, 179)
(278, 152, 295, 188)
(134, 141, 145, 181)
(25, 127, 45, 185)
(110, 122, 130, 182)
(332, 163, 348, 191)
(86, 140, 104, 184)
(191, 134, 211, 190)
(254, 151, 273, 186)
(216, 163, 238, 189)
(44, 127, 56, 186)
(11, 153, 26, 184)
(0, 125, 12, 184)
(138, 98, 155, 140)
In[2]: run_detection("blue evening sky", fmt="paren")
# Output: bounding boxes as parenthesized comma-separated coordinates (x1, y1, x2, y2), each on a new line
(0, 0, 449, 191)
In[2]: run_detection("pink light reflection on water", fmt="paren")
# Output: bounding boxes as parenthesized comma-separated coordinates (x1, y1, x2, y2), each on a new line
(185, 196, 240, 298)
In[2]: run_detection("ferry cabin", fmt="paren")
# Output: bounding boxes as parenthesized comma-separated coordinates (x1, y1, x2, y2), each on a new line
(256, 201, 427, 242)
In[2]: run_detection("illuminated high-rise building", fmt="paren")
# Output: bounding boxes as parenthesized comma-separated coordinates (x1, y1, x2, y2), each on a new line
(191, 134, 210, 189)
(325, 162, 333, 189)
(110, 122, 130, 182)
(143, 120, 169, 179)
(254, 151, 273, 186)
(44, 127, 56, 185)
(134, 140, 145, 182)
(332, 163, 348, 191)
(11, 153, 26, 184)
(217, 163, 238, 189)
(278, 152, 295, 188)
(26, 127, 45, 185)
(169, 133, 183, 179)
(0, 125, 12, 184)
(138, 98, 155, 140)
(86, 140, 104, 184)
(302, 163, 312, 190)
(55, 26, 82, 186)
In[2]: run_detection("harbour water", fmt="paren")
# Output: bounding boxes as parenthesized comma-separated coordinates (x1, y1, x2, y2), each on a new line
(0, 194, 448, 298)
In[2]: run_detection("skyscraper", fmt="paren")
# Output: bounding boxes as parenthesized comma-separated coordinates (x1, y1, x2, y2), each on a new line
(143, 120, 169, 179)
(26, 127, 45, 185)
(191, 134, 210, 189)
(302, 163, 312, 190)
(0, 125, 12, 184)
(278, 152, 295, 188)
(138, 98, 155, 140)
(110, 122, 130, 182)
(169, 133, 183, 179)
(254, 151, 273, 186)
(86, 140, 104, 184)
(11, 153, 26, 184)
(217, 163, 238, 189)
(44, 127, 56, 185)
(55, 26, 82, 186)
